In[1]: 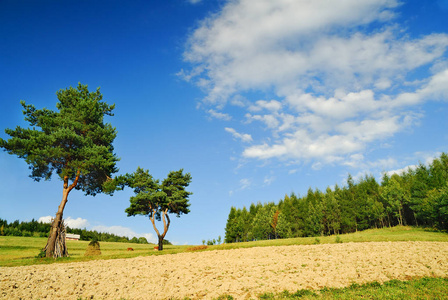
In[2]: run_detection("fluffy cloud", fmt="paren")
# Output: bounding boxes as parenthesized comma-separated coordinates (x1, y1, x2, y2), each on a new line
(207, 109, 232, 120)
(38, 216, 89, 229)
(183, 0, 448, 166)
(225, 127, 252, 142)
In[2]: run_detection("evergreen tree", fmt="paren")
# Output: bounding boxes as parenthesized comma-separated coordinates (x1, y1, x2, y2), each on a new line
(0, 84, 119, 258)
(251, 205, 275, 240)
(123, 167, 192, 250)
(223, 153, 447, 241)
(380, 174, 410, 226)
(323, 187, 341, 235)
(276, 211, 293, 238)
(409, 164, 431, 226)
(225, 206, 237, 243)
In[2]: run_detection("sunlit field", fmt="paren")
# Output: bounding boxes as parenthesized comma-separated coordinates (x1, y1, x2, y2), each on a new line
(1, 226, 448, 299)
(1, 226, 447, 267)
(0, 236, 189, 267)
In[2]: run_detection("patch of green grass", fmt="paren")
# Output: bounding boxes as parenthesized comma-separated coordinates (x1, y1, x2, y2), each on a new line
(257, 277, 448, 299)
(214, 295, 234, 300)
(1, 226, 447, 267)
(0, 236, 190, 267)
(210, 226, 448, 251)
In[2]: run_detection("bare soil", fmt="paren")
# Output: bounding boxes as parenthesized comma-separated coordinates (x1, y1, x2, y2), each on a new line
(1, 241, 447, 299)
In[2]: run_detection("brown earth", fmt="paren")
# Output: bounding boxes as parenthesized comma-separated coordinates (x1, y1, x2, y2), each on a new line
(1, 241, 448, 299)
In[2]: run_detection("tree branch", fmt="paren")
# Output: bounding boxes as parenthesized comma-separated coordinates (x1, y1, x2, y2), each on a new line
(68, 169, 81, 192)
(161, 208, 170, 239)
(150, 208, 160, 237)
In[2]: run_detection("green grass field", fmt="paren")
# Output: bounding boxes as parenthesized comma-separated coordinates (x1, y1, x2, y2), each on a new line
(0, 236, 190, 267)
(1, 226, 447, 268)
(212, 225, 448, 251)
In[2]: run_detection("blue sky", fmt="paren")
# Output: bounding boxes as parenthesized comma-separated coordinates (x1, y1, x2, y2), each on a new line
(1, 0, 447, 245)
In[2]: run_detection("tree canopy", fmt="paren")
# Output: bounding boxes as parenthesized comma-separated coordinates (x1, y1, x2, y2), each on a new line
(0, 83, 119, 194)
(117, 167, 192, 250)
(0, 83, 119, 257)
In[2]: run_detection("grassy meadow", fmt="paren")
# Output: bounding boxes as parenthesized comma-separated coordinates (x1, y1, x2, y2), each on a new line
(1, 226, 447, 268)
(0, 236, 190, 267)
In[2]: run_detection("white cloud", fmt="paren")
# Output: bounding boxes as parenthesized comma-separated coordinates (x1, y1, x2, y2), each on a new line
(263, 176, 275, 186)
(65, 217, 90, 229)
(384, 151, 442, 177)
(245, 113, 280, 129)
(385, 165, 418, 177)
(38, 216, 89, 229)
(229, 177, 253, 196)
(225, 127, 252, 142)
(207, 109, 232, 120)
(239, 178, 252, 190)
(187, 0, 202, 4)
(38, 216, 52, 224)
(249, 100, 282, 112)
(183, 0, 448, 166)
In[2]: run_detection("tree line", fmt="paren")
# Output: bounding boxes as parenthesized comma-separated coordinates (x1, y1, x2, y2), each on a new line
(0, 218, 150, 244)
(225, 153, 448, 243)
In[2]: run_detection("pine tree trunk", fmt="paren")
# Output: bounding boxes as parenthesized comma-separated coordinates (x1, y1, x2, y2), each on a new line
(44, 173, 79, 258)
(45, 188, 69, 258)
(44, 216, 68, 258)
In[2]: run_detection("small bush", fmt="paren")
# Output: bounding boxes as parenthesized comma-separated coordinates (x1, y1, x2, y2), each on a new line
(36, 249, 46, 258)
(336, 236, 343, 243)
(314, 238, 320, 244)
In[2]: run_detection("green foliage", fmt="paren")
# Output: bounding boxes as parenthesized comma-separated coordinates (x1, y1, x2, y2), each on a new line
(122, 167, 192, 219)
(36, 249, 46, 258)
(117, 167, 192, 249)
(162, 239, 172, 245)
(251, 205, 276, 240)
(138, 237, 149, 244)
(276, 211, 293, 238)
(225, 152, 448, 243)
(88, 240, 100, 247)
(0, 83, 119, 196)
